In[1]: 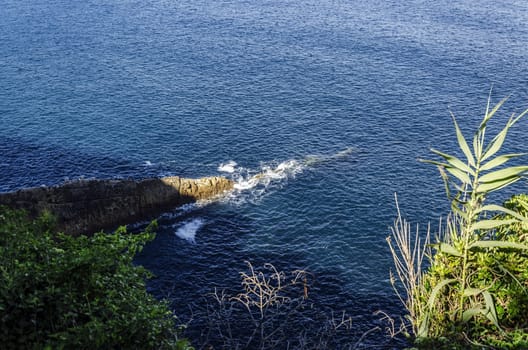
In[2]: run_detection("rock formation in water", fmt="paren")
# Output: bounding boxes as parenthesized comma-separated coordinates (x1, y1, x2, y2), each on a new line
(0, 176, 233, 235)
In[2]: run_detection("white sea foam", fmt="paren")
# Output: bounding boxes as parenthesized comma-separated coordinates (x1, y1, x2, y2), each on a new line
(217, 148, 353, 204)
(218, 161, 238, 173)
(215, 159, 306, 205)
(233, 160, 304, 190)
(175, 218, 204, 244)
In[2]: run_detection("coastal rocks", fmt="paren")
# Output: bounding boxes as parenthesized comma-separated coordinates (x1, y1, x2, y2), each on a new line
(0, 176, 233, 235)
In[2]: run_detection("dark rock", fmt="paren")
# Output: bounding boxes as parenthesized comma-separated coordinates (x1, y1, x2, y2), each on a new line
(0, 176, 233, 235)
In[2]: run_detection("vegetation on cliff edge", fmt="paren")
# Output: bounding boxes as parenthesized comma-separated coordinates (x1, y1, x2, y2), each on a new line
(0, 206, 193, 349)
(388, 97, 528, 349)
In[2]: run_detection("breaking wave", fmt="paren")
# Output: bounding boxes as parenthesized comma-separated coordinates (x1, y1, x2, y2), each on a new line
(165, 148, 354, 225)
(219, 147, 354, 204)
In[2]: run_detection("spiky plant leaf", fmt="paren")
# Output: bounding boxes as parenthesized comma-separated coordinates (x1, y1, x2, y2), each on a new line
(427, 278, 457, 310)
(430, 149, 475, 175)
(476, 176, 521, 193)
(470, 219, 517, 231)
(479, 166, 528, 183)
(482, 109, 528, 163)
(480, 153, 526, 171)
(476, 204, 528, 222)
(481, 117, 516, 162)
(445, 167, 472, 185)
(482, 291, 499, 328)
(469, 240, 528, 250)
(420, 159, 450, 168)
(435, 243, 463, 257)
(421, 159, 472, 185)
(473, 125, 482, 160)
(437, 165, 453, 199)
(450, 112, 476, 167)
(463, 308, 486, 323)
(479, 96, 509, 131)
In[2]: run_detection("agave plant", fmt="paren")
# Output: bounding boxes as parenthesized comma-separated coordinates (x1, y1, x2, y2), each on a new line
(389, 96, 528, 344)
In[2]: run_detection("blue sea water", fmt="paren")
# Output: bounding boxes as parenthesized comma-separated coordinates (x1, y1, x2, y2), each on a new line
(1, 0, 528, 347)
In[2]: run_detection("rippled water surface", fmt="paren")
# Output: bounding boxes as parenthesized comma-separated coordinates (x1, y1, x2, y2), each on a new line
(2, 0, 528, 348)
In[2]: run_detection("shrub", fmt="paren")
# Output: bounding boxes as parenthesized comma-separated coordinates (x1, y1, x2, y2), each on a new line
(388, 97, 528, 349)
(0, 206, 193, 350)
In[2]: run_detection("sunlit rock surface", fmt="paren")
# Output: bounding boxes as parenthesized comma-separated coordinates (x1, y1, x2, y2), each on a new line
(0, 176, 233, 235)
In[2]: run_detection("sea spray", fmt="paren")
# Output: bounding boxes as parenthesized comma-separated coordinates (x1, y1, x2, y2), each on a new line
(218, 148, 353, 204)
(218, 159, 305, 204)
(167, 149, 354, 234)
(175, 218, 205, 244)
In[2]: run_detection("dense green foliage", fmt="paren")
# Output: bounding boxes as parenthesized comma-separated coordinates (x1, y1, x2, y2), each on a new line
(0, 206, 192, 349)
(389, 98, 528, 349)
(421, 194, 528, 349)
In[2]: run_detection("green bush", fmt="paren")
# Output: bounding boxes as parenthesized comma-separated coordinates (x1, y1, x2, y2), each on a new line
(388, 98, 528, 349)
(420, 194, 528, 349)
(0, 206, 193, 350)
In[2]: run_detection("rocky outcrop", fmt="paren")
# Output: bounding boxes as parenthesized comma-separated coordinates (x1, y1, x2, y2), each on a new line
(0, 176, 233, 235)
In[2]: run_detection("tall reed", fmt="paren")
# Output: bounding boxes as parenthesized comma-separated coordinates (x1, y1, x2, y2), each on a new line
(388, 96, 528, 346)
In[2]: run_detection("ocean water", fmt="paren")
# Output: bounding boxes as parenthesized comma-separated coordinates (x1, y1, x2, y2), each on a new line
(1, 0, 528, 348)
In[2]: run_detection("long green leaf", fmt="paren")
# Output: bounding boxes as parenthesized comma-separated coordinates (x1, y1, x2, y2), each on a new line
(463, 288, 483, 297)
(473, 131, 481, 162)
(435, 242, 463, 257)
(481, 91, 492, 129)
(476, 176, 521, 193)
(422, 160, 471, 186)
(513, 107, 528, 126)
(476, 204, 528, 222)
(481, 122, 512, 162)
(484, 109, 528, 163)
(427, 278, 457, 310)
(469, 240, 528, 250)
(431, 149, 475, 175)
(462, 308, 485, 323)
(417, 313, 429, 338)
(482, 290, 499, 328)
(438, 166, 452, 199)
(470, 219, 517, 231)
(480, 166, 528, 184)
(479, 96, 509, 131)
(452, 203, 469, 221)
(480, 153, 526, 171)
(445, 166, 472, 185)
(423, 158, 472, 186)
(451, 113, 476, 167)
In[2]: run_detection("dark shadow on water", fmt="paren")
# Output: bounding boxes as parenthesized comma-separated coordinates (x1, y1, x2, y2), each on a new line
(135, 204, 411, 349)
(0, 137, 231, 235)
(0, 136, 180, 193)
